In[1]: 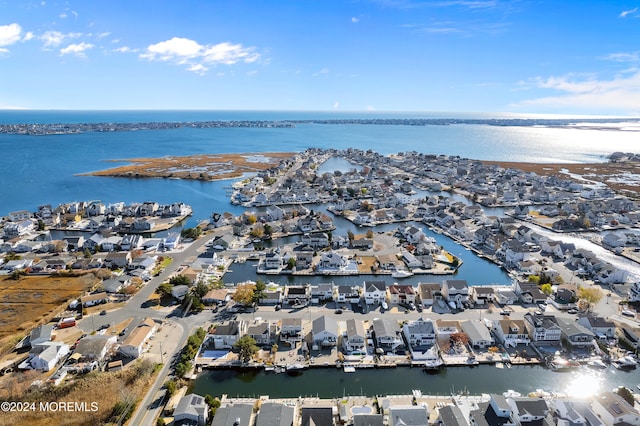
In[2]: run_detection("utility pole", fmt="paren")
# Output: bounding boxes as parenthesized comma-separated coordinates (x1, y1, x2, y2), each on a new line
(159, 341, 164, 364)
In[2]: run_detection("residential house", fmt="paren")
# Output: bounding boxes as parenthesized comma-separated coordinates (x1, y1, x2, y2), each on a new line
(264, 252, 283, 270)
(255, 402, 296, 426)
(312, 315, 339, 347)
(280, 318, 303, 345)
(491, 319, 530, 348)
(301, 406, 335, 426)
(174, 393, 209, 426)
(435, 320, 462, 339)
(557, 318, 595, 349)
(301, 232, 329, 249)
(515, 282, 548, 305)
(202, 289, 229, 306)
(523, 313, 562, 344)
(470, 286, 494, 306)
(284, 285, 311, 306)
(210, 320, 247, 350)
(372, 318, 404, 353)
(120, 234, 144, 251)
(336, 285, 360, 304)
(29, 324, 53, 347)
(310, 283, 334, 303)
(591, 392, 640, 426)
(104, 251, 131, 269)
(493, 288, 518, 306)
(247, 320, 278, 346)
(171, 285, 190, 300)
(343, 318, 367, 354)
(119, 318, 157, 358)
(438, 405, 468, 426)
(318, 251, 348, 270)
(387, 284, 416, 305)
(163, 233, 180, 250)
(75, 335, 117, 363)
(577, 315, 616, 340)
(296, 251, 314, 269)
(80, 292, 108, 307)
(388, 405, 430, 426)
(402, 318, 436, 348)
(441, 280, 470, 308)
(461, 320, 494, 349)
(553, 400, 603, 426)
(508, 398, 549, 425)
(363, 280, 387, 305)
(417, 283, 443, 307)
(24, 342, 69, 372)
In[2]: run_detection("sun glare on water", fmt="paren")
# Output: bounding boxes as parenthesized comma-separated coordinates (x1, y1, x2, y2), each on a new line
(564, 372, 603, 398)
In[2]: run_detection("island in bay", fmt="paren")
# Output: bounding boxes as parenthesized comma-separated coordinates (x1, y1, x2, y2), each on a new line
(2, 147, 640, 425)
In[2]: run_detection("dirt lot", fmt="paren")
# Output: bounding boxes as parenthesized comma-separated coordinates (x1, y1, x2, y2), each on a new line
(83, 152, 294, 181)
(0, 274, 99, 341)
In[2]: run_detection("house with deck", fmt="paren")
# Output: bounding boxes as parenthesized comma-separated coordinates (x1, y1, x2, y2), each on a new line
(343, 318, 367, 354)
(312, 315, 339, 348)
(363, 280, 387, 305)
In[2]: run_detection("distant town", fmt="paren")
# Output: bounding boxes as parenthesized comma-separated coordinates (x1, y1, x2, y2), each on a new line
(2, 147, 640, 425)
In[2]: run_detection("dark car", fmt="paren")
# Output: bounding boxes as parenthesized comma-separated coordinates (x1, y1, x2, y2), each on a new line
(275, 304, 282, 311)
(335, 309, 343, 314)
(98, 323, 110, 331)
(100, 310, 107, 316)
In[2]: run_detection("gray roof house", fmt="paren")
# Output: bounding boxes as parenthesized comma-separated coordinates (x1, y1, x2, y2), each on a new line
(389, 405, 430, 426)
(174, 393, 208, 426)
(372, 318, 404, 353)
(30, 324, 54, 347)
(312, 315, 339, 347)
(211, 402, 255, 426)
(461, 320, 494, 349)
(438, 405, 468, 426)
(255, 402, 296, 426)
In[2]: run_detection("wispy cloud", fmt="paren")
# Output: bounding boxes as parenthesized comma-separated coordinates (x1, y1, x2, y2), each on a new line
(59, 9, 78, 19)
(0, 23, 22, 48)
(619, 7, 638, 18)
(372, 0, 503, 10)
(140, 37, 261, 74)
(41, 30, 82, 48)
(415, 20, 509, 35)
(333, 101, 340, 109)
(351, 17, 360, 23)
(515, 71, 640, 114)
(312, 67, 329, 77)
(602, 51, 640, 63)
(60, 42, 94, 57)
(113, 46, 137, 53)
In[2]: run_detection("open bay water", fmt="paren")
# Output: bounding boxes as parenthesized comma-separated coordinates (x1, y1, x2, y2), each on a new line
(2, 110, 640, 219)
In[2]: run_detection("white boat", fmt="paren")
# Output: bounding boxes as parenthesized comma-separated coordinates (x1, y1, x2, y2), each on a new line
(343, 366, 356, 373)
(587, 358, 607, 369)
(391, 269, 413, 278)
(612, 356, 637, 370)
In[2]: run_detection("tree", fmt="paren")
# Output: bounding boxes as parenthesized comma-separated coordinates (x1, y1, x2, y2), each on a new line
(169, 274, 192, 287)
(37, 219, 45, 231)
(83, 248, 93, 258)
(205, 395, 221, 419)
(347, 230, 355, 243)
(577, 286, 603, 311)
(540, 283, 553, 296)
(528, 275, 541, 284)
(234, 335, 259, 363)
(271, 343, 278, 355)
(156, 282, 173, 298)
(164, 379, 177, 397)
(181, 227, 202, 240)
(247, 214, 257, 225)
(615, 386, 635, 406)
(366, 229, 374, 239)
(193, 280, 210, 299)
(249, 224, 265, 239)
(233, 283, 256, 306)
(286, 257, 296, 270)
(450, 332, 469, 346)
(263, 224, 273, 238)
(252, 280, 266, 304)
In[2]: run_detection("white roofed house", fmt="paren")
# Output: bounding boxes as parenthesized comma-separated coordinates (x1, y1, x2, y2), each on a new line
(402, 318, 436, 348)
(312, 315, 339, 347)
(363, 280, 387, 305)
(461, 320, 494, 349)
(577, 315, 616, 340)
(120, 234, 144, 251)
(523, 312, 562, 344)
(343, 318, 367, 354)
(417, 283, 442, 307)
(310, 282, 334, 302)
(29, 324, 54, 347)
(318, 251, 348, 271)
(491, 319, 530, 348)
(507, 398, 549, 425)
(22, 342, 69, 372)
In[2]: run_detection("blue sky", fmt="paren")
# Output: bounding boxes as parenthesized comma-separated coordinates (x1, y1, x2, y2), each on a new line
(0, 0, 639, 114)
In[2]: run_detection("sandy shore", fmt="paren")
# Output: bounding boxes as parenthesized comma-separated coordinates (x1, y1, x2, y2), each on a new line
(82, 152, 295, 181)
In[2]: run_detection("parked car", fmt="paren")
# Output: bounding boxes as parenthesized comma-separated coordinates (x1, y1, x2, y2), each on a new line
(335, 309, 343, 314)
(622, 309, 635, 317)
(567, 308, 579, 314)
(100, 310, 107, 316)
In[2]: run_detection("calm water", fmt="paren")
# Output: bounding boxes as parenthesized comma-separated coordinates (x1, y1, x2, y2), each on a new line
(3, 111, 639, 219)
(192, 364, 638, 399)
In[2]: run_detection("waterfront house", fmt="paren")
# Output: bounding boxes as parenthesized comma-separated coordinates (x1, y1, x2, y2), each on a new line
(577, 315, 615, 340)
(255, 402, 296, 426)
(552, 400, 602, 426)
(102, 277, 126, 294)
(301, 406, 335, 426)
(363, 280, 387, 305)
(3, 219, 36, 237)
(247, 320, 278, 346)
(343, 318, 367, 354)
(437, 405, 467, 426)
(284, 285, 311, 306)
(296, 251, 314, 269)
(493, 288, 518, 306)
(280, 318, 303, 345)
(441, 279, 470, 308)
(75, 335, 117, 363)
(435, 320, 462, 339)
(557, 318, 595, 349)
(264, 252, 283, 270)
(461, 320, 494, 349)
(372, 318, 404, 353)
(523, 313, 562, 344)
(312, 315, 339, 347)
(351, 238, 373, 250)
(388, 405, 429, 426)
(401, 251, 423, 269)
(310, 283, 334, 303)
(119, 318, 156, 358)
(9, 210, 31, 221)
(515, 282, 548, 305)
(211, 320, 247, 350)
(202, 289, 229, 306)
(318, 251, 348, 270)
(104, 251, 131, 269)
(175, 393, 209, 426)
(417, 282, 443, 307)
(376, 253, 402, 271)
(353, 414, 383, 426)
(63, 236, 86, 251)
(468, 395, 512, 426)
(402, 318, 435, 348)
(259, 289, 282, 305)
(591, 392, 640, 426)
(491, 319, 530, 348)
(508, 398, 549, 425)
(163, 233, 180, 250)
(337, 285, 360, 304)
(387, 284, 416, 305)
(470, 286, 494, 306)
(301, 232, 329, 249)
(120, 234, 144, 250)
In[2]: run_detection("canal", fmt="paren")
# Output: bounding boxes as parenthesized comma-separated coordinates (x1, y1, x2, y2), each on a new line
(191, 364, 640, 399)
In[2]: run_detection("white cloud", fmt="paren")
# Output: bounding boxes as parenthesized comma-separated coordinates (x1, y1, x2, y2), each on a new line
(0, 47, 9, 54)
(619, 7, 638, 18)
(313, 68, 329, 77)
(41, 30, 81, 48)
(60, 42, 94, 57)
(59, 12, 68, 19)
(365, 105, 376, 111)
(603, 51, 640, 63)
(23, 31, 34, 41)
(0, 23, 22, 47)
(113, 46, 137, 53)
(188, 64, 208, 75)
(246, 70, 258, 75)
(333, 101, 340, 109)
(351, 17, 360, 23)
(515, 71, 640, 114)
(140, 37, 261, 74)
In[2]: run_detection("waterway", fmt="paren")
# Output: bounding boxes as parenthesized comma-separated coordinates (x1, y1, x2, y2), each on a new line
(191, 364, 639, 399)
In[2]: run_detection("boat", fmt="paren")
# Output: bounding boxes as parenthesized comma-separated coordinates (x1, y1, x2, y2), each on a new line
(343, 366, 356, 373)
(391, 269, 414, 278)
(612, 356, 637, 370)
(503, 389, 522, 398)
(548, 357, 580, 371)
(381, 301, 388, 310)
(587, 358, 607, 369)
